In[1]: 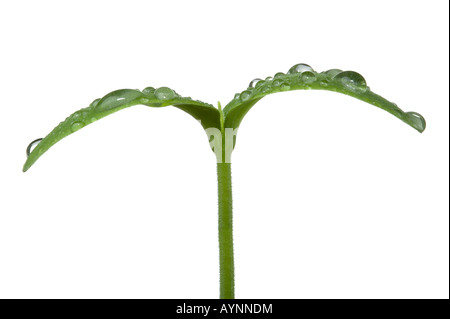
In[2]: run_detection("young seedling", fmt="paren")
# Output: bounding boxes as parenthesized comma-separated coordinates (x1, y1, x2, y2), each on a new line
(23, 63, 426, 299)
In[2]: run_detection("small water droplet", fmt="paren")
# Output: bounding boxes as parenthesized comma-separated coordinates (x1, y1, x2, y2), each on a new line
(319, 80, 329, 87)
(274, 72, 285, 79)
(95, 89, 143, 111)
(71, 122, 84, 132)
(300, 71, 316, 83)
(155, 87, 175, 100)
(140, 97, 150, 104)
(280, 83, 290, 91)
(405, 112, 426, 132)
(240, 90, 252, 101)
(273, 80, 281, 87)
(249, 78, 263, 88)
(265, 76, 273, 81)
(143, 87, 155, 95)
(234, 93, 241, 100)
(288, 63, 314, 74)
(334, 71, 367, 92)
(262, 85, 271, 93)
(26, 138, 43, 156)
(324, 69, 343, 78)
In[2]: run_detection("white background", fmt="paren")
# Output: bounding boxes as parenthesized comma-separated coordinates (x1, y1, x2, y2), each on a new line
(0, 0, 448, 299)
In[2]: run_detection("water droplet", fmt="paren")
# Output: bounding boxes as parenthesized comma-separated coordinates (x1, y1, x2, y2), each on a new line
(265, 76, 273, 81)
(71, 121, 84, 132)
(95, 89, 143, 112)
(405, 112, 426, 132)
(280, 83, 291, 91)
(155, 87, 176, 100)
(240, 90, 252, 101)
(26, 138, 43, 156)
(300, 71, 316, 83)
(273, 80, 281, 87)
(334, 71, 367, 92)
(143, 86, 155, 95)
(140, 97, 150, 104)
(90, 98, 101, 108)
(288, 63, 314, 74)
(319, 80, 329, 87)
(274, 72, 285, 79)
(234, 93, 241, 100)
(262, 85, 271, 93)
(324, 69, 342, 79)
(249, 78, 263, 88)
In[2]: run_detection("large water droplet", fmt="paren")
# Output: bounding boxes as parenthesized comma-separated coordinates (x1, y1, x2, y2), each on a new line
(249, 78, 263, 88)
(155, 87, 176, 100)
(71, 122, 84, 132)
(405, 112, 426, 132)
(324, 69, 343, 79)
(288, 63, 314, 74)
(334, 71, 367, 92)
(26, 138, 43, 156)
(240, 90, 252, 101)
(234, 93, 241, 100)
(142, 87, 156, 95)
(300, 71, 316, 83)
(95, 89, 143, 112)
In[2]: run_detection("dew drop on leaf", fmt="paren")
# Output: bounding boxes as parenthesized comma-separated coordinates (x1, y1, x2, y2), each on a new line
(300, 71, 316, 83)
(405, 112, 426, 132)
(143, 86, 155, 95)
(334, 71, 367, 92)
(265, 76, 273, 81)
(324, 69, 343, 79)
(26, 138, 43, 156)
(274, 72, 285, 79)
(240, 90, 252, 101)
(319, 80, 329, 87)
(273, 80, 281, 87)
(71, 121, 84, 132)
(262, 85, 271, 93)
(155, 87, 176, 100)
(95, 89, 143, 112)
(288, 63, 314, 74)
(249, 78, 263, 88)
(280, 83, 290, 91)
(234, 93, 241, 100)
(90, 98, 101, 108)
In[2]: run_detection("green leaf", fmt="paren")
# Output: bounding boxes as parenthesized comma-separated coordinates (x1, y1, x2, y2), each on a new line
(223, 64, 426, 134)
(23, 87, 220, 172)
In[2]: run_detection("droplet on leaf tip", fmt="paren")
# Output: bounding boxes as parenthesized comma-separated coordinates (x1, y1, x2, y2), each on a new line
(26, 138, 43, 157)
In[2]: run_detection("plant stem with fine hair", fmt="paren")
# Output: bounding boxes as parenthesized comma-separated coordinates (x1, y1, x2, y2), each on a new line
(217, 162, 234, 299)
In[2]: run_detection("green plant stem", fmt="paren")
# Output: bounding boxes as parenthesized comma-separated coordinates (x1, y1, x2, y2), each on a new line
(217, 162, 234, 299)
